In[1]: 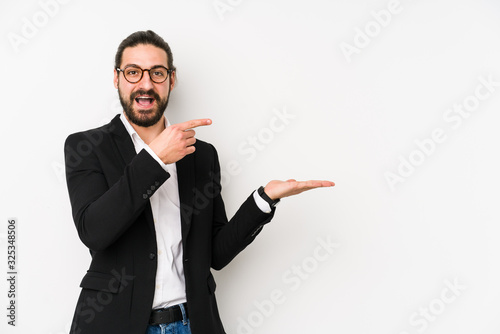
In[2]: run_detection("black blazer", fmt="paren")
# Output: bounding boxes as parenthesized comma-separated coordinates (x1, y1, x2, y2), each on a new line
(64, 115, 275, 334)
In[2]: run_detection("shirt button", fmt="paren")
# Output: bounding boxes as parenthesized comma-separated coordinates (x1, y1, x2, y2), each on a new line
(149, 253, 156, 260)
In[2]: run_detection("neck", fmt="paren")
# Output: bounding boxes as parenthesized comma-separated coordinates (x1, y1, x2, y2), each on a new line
(125, 114, 166, 145)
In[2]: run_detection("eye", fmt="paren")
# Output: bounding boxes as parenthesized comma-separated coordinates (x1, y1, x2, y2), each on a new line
(125, 67, 141, 77)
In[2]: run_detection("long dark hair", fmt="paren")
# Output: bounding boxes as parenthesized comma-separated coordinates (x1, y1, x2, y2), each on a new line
(114, 30, 176, 71)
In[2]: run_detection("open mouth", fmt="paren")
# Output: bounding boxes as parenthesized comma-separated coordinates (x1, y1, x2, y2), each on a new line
(134, 95, 155, 108)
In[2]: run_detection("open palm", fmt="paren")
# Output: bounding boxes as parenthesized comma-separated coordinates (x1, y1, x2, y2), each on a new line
(264, 179, 335, 200)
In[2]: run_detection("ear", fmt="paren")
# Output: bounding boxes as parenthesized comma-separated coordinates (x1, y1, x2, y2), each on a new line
(169, 71, 176, 91)
(113, 68, 119, 89)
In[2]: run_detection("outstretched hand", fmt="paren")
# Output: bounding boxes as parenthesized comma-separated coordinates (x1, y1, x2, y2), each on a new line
(264, 179, 335, 200)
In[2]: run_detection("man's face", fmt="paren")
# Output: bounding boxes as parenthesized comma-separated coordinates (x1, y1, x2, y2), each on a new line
(114, 44, 175, 127)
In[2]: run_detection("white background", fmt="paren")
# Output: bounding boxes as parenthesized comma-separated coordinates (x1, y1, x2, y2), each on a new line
(1, 0, 500, 333)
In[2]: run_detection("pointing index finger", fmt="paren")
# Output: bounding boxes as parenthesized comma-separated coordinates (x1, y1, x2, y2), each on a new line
(178, 119, 212, 131)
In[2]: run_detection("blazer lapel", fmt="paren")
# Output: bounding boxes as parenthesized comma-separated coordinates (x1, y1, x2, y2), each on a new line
(109, 114, 136, 166)
(176, 153, 195, 241)
(108, 114, 156, 239)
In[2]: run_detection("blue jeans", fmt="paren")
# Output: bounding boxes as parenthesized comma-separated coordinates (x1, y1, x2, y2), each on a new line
(146, 304, 191, 334)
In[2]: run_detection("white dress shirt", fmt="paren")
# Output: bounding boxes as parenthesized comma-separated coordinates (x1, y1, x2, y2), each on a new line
(119, 112, 271, 310)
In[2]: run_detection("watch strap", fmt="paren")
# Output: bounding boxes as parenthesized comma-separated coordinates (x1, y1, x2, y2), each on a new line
(258, 186, 280, 208)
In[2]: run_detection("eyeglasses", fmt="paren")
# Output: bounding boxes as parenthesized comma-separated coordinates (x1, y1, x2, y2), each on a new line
(116, 65, 173, 84)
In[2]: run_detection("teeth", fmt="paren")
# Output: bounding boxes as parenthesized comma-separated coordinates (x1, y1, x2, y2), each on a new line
(135, 96, 154, 106)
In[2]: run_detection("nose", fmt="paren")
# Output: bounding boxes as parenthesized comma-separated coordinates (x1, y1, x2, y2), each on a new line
(137, 70, 155, 90)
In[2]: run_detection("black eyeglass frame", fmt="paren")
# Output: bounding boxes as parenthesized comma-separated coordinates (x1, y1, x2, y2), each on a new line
(116, 65, 174, 84)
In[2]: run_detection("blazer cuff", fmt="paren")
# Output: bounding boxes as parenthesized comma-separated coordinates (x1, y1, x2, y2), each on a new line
(144, 145, 170, 172)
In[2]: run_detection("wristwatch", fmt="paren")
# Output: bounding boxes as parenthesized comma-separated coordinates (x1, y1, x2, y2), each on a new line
(258, 186, 280, 208)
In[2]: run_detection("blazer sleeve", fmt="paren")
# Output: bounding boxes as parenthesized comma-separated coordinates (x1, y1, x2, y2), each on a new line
(64, 132, 170, 252)
(209, 145, 275, 270)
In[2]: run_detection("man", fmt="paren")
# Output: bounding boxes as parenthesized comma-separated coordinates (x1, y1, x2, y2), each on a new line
(64, 30, 334, 334)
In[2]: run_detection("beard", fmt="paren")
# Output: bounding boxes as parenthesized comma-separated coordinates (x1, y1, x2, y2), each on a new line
(118, 88, 171, 127)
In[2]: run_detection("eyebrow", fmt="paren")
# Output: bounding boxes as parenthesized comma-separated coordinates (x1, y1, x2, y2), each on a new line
(122, 63, 167, 69)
